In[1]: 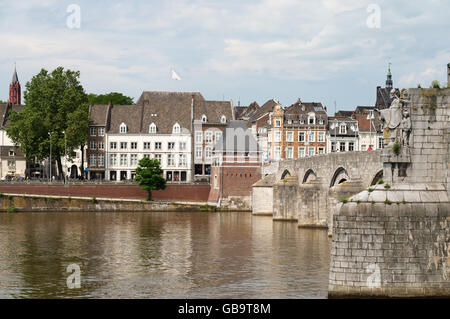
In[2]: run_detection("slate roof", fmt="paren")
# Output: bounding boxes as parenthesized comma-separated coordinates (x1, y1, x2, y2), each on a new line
(283, 101, 328, 125)
(194, 100, 233, 124)
(108, 105, 143, 134)
(249, 99, 278, 122)
(89, 104, 110, 126)
(0, 104, 24, 128)
(328, 116, 358, 136)
(376, 87, 395, 110)
(214, 120, 260, 153)
(235, 101, 259, 120)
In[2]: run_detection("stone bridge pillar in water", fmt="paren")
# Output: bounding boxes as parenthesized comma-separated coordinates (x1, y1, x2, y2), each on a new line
(328, 88, 450, 298)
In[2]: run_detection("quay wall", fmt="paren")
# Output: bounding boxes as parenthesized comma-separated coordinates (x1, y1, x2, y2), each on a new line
(0, 183, 211, 202)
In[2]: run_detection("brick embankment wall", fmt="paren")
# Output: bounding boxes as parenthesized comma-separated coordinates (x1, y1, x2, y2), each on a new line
(0, 183, 211, 202)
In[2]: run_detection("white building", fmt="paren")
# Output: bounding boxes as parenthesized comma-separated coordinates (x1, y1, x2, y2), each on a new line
(327, 116, 359, 153)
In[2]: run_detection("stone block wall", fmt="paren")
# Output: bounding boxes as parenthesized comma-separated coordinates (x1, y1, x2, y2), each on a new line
(329, 184, 450, 297)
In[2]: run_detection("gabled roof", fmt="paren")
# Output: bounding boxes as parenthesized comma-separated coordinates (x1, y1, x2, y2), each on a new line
(235, 101, 259, 120)
(108, 105, 143, 134)
(0, 104, 24, 128)
(89, 104, 110, 126)
(249, 99, 278, 122)
(194, 100, 233, 124)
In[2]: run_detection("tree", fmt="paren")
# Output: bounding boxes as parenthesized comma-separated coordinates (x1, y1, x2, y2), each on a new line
(87, 92, 134, 105)
(6, 67, 89, 179)
(134, 157, 166, 201)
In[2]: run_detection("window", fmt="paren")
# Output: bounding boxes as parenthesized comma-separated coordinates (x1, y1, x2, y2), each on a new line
(298, 132, 305, 142)
(98, 127, 105, 136)
(318, 147, 324, 154)
(167, 154, 175, 166)
(143, 154, 151, 159)
(205, 131, 212, 143)
(155, 142, 162, 150)
(274, 147, 281, 160)
(318, 132, 325, 142)
(308, 147, 315, 157)
(319, 119, 324, 125)
(287, 119, 292, 125)
(8, 150, 15, 156)
(130, 154, 138, 166)
(340, 142, 346, 152)
(378, 138, 384, 149)
(195, 146, 202, 158)
(298, 147, 305, 158)
(340, 124, 347, 134)
(149, 123, 157, 133)
(109, 154, 117, 166)
(349, 142, 354, 151)
(331, 142, 336, 152)
(179, 154, 186, 166)
(205, 147, 212, 158)
(154, 154, 162, 163)
(89, 154, 96, 166)
(195, 164, 203, 175)
(275, 120, 281, 127)
(120, 123, 127, 133)
(168, 142, 175, 150)
(90, 141, 96, 150)
(201, 114, 207, 123)
(221, 115, 226, 123)
(173, 123, 180, 134)
(131, 142, 137, 150)
(308, 114, 315, 125)
(98, 141, 104, 150)
(90, 127, 96, 136)
(110, 142, 117, 150)
(286, 147, 293, 159)
(215, 131, 222, 142)
(179, 142, 186, 151)
(120, 154, 128, 166)
(7, 160, 15, 167)
(143, 142, 151, 150)
(195, 131, 202, 143)
(98, 155, 104, 167)
(286, 131, 293, 142)
(274, 131, 281, 142)
(120, 142, 127, 149)
(308, 132, 315, 142)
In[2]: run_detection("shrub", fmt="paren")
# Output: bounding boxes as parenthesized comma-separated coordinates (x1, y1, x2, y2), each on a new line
(377, 179, 384, 185)
(368, 188, 374, 193)
(392, 141, 401, 155)
(384, 183, 391, 189)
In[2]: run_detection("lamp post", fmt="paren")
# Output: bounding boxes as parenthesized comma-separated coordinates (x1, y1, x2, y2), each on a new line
(48, 132, 52, 182)
(63, 130, 67, 184)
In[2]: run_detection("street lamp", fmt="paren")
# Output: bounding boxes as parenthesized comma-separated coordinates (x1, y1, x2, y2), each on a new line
(48, 132, 52, 182)
(63, 130, 67, 184)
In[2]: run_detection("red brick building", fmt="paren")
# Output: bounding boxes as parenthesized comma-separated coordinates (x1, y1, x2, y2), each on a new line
(9, 65, 21, 105)
(208, 121, 261, 208)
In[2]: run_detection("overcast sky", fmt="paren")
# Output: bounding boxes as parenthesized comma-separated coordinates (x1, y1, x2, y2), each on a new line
(1, 0, 449, 113)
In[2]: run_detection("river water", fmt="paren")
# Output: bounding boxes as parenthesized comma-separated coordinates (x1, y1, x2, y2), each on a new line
(0, 212, 331, 299)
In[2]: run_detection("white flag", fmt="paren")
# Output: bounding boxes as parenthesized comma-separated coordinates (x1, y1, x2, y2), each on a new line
(171, 69, 181, 80)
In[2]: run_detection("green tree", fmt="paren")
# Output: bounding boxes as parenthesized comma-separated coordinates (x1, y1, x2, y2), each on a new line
(87, 92, 134, 105)
(134, 157, 166, 201)
(6, 67, 89, 179)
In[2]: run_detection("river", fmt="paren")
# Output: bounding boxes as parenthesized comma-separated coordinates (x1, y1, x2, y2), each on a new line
(0, 211, 331, 298)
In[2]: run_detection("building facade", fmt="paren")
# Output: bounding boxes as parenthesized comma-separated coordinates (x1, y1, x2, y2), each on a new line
(268, 99, 328, 161)
(327, 116, 359, 153)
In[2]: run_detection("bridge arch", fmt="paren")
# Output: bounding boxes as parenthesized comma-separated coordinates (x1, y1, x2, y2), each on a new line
(281, 169, 291, 180)
(370, 170, 383, 186)
(302, 169, 316, 184)
(330, 167, 349, 187)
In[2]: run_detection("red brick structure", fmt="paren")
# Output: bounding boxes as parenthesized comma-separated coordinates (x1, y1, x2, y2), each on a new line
(9, 65, 21, 105)
(208, 121, 261, 208)
(0, 183, 211, 202)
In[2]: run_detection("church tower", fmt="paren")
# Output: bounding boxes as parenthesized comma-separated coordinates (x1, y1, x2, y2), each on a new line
(386, 63, 393, 89)
(9, 64, 21, 105)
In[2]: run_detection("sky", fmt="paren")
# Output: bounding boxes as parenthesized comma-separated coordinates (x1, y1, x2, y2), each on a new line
(0, 0, 449, 113)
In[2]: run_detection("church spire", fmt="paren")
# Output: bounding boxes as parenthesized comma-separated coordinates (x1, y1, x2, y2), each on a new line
(386, 62, 393, 89)
(9, 63, 21, 105)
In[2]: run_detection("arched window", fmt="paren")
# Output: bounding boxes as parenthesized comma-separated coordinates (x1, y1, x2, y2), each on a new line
(201, 114, 207, 123)
(119, 123, 127, 133)
(149, 123, 157, 133)
(173, 122, 180, 134)
(220, 115, 226, 124)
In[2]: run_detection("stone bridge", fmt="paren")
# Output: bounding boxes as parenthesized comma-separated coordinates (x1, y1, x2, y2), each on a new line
(252, 150, 383, 233)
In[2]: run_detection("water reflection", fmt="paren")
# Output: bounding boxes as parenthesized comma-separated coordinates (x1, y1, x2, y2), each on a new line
(0, 212, 331, 298)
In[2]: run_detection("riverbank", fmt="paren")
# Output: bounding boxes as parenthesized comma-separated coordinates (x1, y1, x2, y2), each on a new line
(0, 193, 251, 212)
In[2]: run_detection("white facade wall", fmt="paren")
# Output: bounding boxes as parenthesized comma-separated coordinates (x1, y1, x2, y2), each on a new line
(105, 133, 192, 182)
(358, 132, 385, 151)
(0, 129, 27, 179)
(326, 134, 359, 153)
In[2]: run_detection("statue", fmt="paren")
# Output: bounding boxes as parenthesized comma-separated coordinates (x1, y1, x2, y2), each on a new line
(378, 89, 410, 146)
(399, 109, 411, 146)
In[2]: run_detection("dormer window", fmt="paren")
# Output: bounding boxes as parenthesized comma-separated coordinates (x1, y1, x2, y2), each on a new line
(119, 123, 127, 133)
(201, 114, 207, 123)
(340, 124, 347, 134)
(149, 123, 157, 134)
(173, 122, 180, 134)
(308, 113, 316, 125)
(220, 115, 226, 124)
